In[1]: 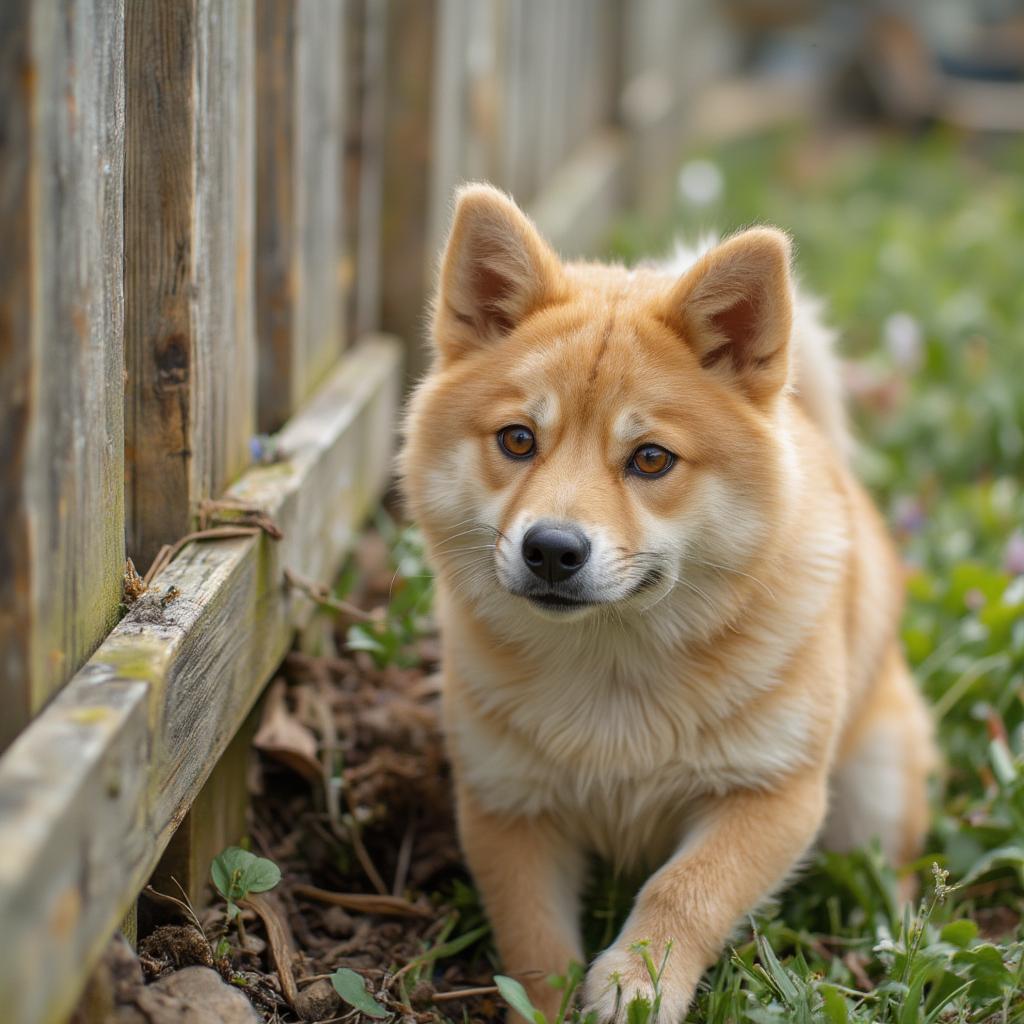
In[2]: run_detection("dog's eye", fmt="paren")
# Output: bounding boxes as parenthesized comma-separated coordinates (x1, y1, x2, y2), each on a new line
(629, 444, 674, 477)
(497, 425, 536, 459)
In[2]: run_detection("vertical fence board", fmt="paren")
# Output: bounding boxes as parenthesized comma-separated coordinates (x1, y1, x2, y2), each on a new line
(349, 0, 387, 337)
(125, 0, 256, 572)
(124, 1, 197, 572)
(193, 0, 256, 498)
(380, 0, 439, 380)
(428, 0, 468, 262)
(294, 0, 344, 384)
(124, 0, 257, 899)
(0, 1, 35, 751)
(0, 0, 126, 751)
(256, 0, 346, 433)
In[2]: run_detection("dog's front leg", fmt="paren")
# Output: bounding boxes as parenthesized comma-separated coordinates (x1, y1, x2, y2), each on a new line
(583, 768, 829, 1023)
(456, 782, 585, 1018)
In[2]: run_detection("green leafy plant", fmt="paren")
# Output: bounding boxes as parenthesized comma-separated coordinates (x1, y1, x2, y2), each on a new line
(331, 967, 390, 1019)
(615, 940, 673, 1024)
(346, 517, 434, 668)
(210, 845, 281, 952)
(495, 962, 598, 1024)
(392, 916, 490, 1005)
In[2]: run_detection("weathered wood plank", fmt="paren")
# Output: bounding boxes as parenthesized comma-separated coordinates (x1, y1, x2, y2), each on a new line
(346, 0, 387, 338)
(149, 703, 262, 907)
(380, 0, 439, 381)
(0, 335, 402, 1024)
(0, 0, 35, 749)
(0, 0, 126, 750)
(193, 0, 256, 505)
(256, 0, 346, 433)
(125, 0, 256, 571)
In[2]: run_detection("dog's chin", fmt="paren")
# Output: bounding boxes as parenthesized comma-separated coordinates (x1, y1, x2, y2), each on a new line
(520, 592, 601, 622)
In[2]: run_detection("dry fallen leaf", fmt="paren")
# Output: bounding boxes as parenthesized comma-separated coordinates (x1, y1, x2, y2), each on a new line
(253, 679, 322, 784)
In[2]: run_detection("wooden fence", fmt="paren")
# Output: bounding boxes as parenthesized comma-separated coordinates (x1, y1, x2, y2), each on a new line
(0, 2, 726, 1021)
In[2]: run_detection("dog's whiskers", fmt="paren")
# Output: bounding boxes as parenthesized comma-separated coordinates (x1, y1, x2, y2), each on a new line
(683, 555, 776, 600)
(433, 525, 498, 552)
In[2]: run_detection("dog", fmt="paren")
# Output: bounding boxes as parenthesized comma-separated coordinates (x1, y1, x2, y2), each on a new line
(400, 184, 936, 1022)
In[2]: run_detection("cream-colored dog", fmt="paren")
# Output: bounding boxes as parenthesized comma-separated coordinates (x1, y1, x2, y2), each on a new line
(400, 185, 935, 1022)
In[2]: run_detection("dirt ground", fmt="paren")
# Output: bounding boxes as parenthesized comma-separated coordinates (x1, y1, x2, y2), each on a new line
(81, 531, 501, 1024)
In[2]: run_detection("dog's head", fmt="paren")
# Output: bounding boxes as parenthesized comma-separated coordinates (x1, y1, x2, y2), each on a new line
(401, 185, 799, 628)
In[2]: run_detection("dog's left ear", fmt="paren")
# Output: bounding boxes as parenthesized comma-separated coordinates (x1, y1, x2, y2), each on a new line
(657, 228, 794, 404)
(433, 184, 565, 361)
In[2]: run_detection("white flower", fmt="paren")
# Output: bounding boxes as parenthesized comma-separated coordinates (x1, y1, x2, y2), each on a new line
(883, 312, 923, 370)
(677, 159, 723, 207)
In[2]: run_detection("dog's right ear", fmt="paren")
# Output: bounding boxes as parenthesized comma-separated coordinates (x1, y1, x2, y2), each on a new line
(433, 184, 564, 361)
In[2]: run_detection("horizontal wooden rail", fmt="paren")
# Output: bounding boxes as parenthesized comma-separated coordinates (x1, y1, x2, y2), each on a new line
(0, 335, 401, 1024)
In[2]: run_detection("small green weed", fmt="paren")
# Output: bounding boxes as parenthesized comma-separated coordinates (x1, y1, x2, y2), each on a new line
(331, 967, 390, 1018)
(391, 915, 491, 1005)
(346, 515, 434, 668)
(209, 845, 281, 954)
(495, 962, 597, 1024)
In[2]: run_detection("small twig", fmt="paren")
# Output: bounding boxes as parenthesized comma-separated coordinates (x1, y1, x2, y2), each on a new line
(142, 881, 207, 941)
(291, 883, 431, 919)
(342, 787, 390, 897)
(143, 544, 174, 587)
(432, 986, 500, 1003)
(283, 568, 377, 622)
(392, 817, 416, 897)
(297, 973, 335, 988)
(198, 498, 284, 539)
(242, 893, 299, 1008)
(843, 951, 874, 992)
(143, 526, 263, 587)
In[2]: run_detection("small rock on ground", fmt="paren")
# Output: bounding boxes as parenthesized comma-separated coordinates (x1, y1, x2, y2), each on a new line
(120, 966, 262, 1024)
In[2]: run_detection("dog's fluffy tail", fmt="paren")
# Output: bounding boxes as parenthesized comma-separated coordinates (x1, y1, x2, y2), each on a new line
(661, 238, 852, 461)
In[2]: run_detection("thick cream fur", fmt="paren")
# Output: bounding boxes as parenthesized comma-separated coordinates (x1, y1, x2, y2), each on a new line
(400, 185, 936, 1022)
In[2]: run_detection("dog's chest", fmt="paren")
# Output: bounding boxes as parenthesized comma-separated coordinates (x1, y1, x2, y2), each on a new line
(450, 637, 811, 865)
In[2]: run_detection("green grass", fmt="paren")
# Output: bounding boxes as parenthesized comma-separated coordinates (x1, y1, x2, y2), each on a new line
(605, 128, 1024, 1022)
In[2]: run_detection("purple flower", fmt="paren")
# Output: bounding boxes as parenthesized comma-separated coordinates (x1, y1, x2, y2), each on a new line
(1005, 530, 1024, 576)
(893, 495, 926, 534)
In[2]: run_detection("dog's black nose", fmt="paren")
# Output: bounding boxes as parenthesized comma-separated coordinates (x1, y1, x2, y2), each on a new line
(522, 524, 591, 583)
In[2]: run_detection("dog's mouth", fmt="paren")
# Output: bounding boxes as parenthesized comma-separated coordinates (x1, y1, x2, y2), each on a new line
(516, 568, 666, 612)
(525, 592, 593, 611)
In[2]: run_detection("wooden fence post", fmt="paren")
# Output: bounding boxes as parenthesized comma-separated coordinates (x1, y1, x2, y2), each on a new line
(345, 0, 388, 339)
(0, 0, 126, 752)
(124, 0, 256, 573)
(124, 0, 256, 903)
(255, 0, 347, 434)
(380, 0, 440, 382)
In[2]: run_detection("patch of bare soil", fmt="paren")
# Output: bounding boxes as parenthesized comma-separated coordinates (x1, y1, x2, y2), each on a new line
(87, 533, 501, 1023)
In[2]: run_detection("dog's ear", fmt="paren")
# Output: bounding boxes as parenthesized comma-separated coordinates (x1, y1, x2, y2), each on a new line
(434, 184, 564, 360)
(657, 228, 794, 404)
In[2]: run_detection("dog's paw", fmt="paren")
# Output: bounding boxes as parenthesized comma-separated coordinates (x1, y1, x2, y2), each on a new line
(582, 943, 695, 1024)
